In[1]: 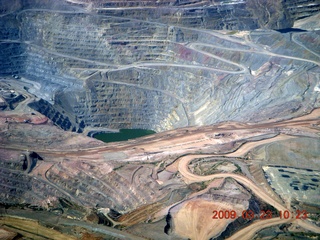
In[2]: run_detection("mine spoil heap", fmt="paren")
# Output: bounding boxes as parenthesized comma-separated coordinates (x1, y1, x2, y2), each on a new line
(0, 0, 320, 240)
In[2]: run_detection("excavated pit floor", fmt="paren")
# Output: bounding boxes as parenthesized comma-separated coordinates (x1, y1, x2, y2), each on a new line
(1, 1, 320, 239)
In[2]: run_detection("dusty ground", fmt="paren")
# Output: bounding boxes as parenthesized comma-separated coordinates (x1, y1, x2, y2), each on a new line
(0, 87, 320, 239)
(173, 199, 244, 240)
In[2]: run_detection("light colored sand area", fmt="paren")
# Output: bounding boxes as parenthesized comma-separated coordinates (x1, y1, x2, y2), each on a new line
(225, 134, 295, 157)
(173, 199, 243, 240)
(226, 217, 293, 240)
(174, 135, 320, 240)
(178, 155, 287, 211)
(227, 218, 320, 240)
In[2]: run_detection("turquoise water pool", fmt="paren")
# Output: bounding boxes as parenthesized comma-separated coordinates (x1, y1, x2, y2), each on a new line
(93, 129, 155, 143)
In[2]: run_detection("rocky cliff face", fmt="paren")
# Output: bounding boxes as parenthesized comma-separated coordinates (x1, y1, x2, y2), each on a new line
(79, 0, 319, 30)
(0, 0, 319, 132)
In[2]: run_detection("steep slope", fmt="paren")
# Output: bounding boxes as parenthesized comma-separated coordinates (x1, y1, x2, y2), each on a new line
(1, 1, 319, 132)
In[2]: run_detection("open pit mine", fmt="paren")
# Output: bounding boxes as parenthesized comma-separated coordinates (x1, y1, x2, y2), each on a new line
(0, 0, 320, 239)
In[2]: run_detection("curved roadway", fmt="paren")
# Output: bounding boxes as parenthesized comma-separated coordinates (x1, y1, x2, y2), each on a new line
(178, 155, 287, 211)
(177, 154, 291, 239)
(176, 137, 320, 239)
(2, 7, 320, 239)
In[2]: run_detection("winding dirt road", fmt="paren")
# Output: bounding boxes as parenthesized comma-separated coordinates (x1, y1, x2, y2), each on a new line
(226, 217, 293, 240)
(176, 134, 320, 239)
(178, 155, 287, 211)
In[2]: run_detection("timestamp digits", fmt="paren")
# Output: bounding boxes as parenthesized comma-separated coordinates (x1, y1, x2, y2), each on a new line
(279, 210, 308, 220)
(212, 209, 308, 220)
(212, 210, 237, 219)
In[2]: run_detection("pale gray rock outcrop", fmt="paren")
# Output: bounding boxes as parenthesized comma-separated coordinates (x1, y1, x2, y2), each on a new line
(0, 0, 319, 132)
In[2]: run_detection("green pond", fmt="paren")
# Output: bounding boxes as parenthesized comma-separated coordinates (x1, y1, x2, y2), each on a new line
(93, 129, 155, 143)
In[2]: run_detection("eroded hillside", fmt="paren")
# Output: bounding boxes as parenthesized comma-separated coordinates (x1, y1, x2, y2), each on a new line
(0, 0, 320, 239)
(1, 0, 320, 132)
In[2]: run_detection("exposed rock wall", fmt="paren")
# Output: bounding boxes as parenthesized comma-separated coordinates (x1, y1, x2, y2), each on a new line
(0, 156, 169, 212)
(284, 0, 320, 20)
(246, 0, 292, 29)
(28, 99, 78, 132)
(0, 1, 319, 132)
(0, 43, 26, 76)
(93, 0, 320, 30)
(0, 159, 66, 205)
